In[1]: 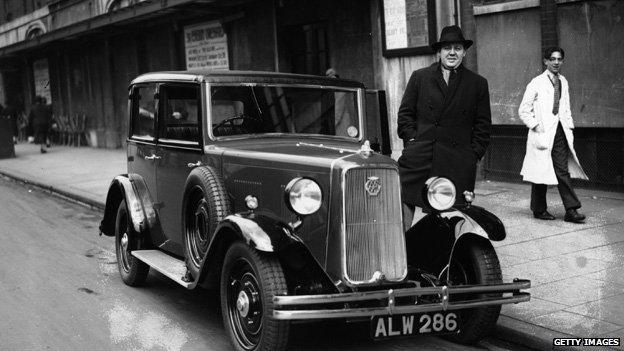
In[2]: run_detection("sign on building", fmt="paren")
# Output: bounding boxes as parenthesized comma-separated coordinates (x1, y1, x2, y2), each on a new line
(380, 0, 435, 57)
(184, 21, 229, 70)
(33, 59, 52, 103)
(383, 0, 408, 50)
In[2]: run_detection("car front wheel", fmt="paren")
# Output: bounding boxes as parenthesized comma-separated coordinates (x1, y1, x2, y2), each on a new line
(221, 242, 289, 351)
(445, 239, 502, 345)
(115, 199, 149, 286)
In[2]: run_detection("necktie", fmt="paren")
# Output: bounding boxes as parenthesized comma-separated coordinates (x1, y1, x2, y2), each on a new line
(552, 74, 561, 115)
(443, 69, 456, 85)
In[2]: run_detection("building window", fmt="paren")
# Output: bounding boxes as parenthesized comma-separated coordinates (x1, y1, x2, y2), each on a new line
(26, 27, 43, 40)
(107, 0, 132, 12)
(380, 0, 460, 57)
(286, 22, 329, 75)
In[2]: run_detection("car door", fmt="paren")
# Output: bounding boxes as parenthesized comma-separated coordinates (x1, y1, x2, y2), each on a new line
(154, 83, 204, 256)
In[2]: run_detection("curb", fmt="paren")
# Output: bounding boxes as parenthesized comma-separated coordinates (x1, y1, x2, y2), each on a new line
(0, 169, 105, 211)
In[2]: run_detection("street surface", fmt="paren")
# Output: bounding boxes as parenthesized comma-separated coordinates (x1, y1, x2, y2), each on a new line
(0, 177, 530, 351)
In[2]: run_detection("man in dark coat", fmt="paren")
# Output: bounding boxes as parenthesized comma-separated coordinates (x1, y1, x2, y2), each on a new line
(397, 25, 491, 230)
(28, 96, 53, 153)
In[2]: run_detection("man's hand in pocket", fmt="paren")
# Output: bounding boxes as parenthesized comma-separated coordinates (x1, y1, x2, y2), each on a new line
(533, 124, 544, 133)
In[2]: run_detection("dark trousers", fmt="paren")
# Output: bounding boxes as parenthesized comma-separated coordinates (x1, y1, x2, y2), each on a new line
(531, 122, 581, 212)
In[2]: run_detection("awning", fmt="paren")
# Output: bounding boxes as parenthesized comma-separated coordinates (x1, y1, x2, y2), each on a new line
(0, 0, 233, 57)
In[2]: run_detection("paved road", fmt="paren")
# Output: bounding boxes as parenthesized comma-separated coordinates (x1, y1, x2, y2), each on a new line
(0, 177, 531, 351)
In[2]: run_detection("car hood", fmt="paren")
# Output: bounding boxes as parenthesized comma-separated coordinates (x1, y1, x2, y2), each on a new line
(208, 137, 394, 169)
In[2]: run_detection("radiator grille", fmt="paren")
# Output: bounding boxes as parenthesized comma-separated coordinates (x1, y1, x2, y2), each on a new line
(343, 167, 407, 283)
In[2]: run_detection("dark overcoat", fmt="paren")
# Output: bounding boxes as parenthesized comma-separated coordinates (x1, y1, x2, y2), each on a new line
(28, 104, 53, 144)
(397, 63, 491, 207)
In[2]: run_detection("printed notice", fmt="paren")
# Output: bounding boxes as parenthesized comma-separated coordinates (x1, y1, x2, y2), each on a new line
(383, 0, 407, 50)
(184, 21, 229, 70)
(33, 59, 52, 103)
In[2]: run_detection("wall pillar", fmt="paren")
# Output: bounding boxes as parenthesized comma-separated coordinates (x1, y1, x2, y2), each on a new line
(100, 39, 117, 148)
(540, 0, 559, 50)
(460, 0, 479, 72)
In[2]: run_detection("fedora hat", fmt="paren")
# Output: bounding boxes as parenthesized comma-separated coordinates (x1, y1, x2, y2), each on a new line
(431, 25, 473, 51)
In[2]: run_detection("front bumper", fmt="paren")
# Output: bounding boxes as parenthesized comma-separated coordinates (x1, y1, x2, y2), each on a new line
(272, 279, 530, 320)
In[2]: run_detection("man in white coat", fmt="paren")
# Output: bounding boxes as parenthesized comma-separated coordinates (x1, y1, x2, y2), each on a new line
(518, 47, 588, 223)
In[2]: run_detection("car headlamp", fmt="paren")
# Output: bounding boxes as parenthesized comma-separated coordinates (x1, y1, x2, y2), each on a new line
(423, 177, 456, 211)
(285, 177, 322, 216)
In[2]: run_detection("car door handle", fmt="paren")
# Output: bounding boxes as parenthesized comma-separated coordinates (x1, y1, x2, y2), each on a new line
(187, 161, 202, 168)
(144, 154, 161, 160)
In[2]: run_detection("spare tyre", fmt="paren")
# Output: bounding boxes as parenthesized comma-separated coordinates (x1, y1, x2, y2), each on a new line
(182, 166, 231, 280)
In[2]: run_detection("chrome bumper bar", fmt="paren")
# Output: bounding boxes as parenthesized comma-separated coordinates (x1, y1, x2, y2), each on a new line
(272, 279, 530, 320)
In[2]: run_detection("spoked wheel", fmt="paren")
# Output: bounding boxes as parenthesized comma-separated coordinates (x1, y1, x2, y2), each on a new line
(183, 166, 230, 279)
(444, 239, 502, 345)
(221, 242, 289, 351)
(115, 199, 149, 286)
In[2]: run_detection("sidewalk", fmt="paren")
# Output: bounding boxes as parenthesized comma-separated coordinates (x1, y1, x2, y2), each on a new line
(1, 143, 623, 350)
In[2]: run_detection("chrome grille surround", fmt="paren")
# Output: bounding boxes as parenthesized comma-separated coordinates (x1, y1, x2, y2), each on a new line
(341, 166, 407, 285)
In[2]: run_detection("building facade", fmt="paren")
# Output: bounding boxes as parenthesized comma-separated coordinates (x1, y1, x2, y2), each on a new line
(0, 0, 622, 190)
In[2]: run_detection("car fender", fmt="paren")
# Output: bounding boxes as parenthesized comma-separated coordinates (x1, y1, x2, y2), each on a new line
(212, 212, 300, 253)
(127, 173, 159, 232)
(99, 175, 145, 236)
(99, 174, 158, 237)
(406, 206, 504, 278)
(195, 211, 302, 289)
(448, 204, 506, 241)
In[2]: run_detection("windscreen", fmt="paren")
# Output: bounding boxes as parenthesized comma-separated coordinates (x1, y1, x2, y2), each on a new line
(210, 85, 360, 138)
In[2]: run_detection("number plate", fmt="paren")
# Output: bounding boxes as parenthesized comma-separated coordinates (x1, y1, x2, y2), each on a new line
(370, 312, 460, 340)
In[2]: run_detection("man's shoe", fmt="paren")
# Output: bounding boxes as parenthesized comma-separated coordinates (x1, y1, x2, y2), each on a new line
(533, 211, 555, 220)
(564, 209, 585, 223)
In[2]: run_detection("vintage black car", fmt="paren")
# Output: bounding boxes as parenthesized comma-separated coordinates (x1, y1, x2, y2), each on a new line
(100, 70, 530, 351)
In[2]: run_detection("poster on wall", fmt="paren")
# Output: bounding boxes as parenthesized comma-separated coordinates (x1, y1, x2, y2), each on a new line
(383, 0, 408, 50)
(184, 21, 229, 70)
(33, 59, 52, 103)
(380, 0, 436, 57)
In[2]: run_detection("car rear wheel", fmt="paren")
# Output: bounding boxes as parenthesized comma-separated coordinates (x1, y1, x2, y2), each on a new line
(183, 166, 231, 280)
(444, 239, 502, 345)
(221, 242, 289, 351)
(115, 199, 150, 286)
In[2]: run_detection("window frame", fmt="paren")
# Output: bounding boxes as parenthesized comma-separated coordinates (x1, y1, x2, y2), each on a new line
(156, 82, 203, 148)
(206, 82, 365, 142)
(379, 0, 437, 57)
(129, 83, 159, 143)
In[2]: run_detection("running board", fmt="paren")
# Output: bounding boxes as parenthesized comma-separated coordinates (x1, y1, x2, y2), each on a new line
(131, 250, 193, 289)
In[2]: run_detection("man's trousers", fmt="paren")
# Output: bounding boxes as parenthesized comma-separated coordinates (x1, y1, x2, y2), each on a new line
(530, 122, 581, 212)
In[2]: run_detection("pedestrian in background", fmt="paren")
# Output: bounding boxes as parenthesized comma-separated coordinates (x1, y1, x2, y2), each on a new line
(28, 96, 53, 153)
(397, 25, 491, 231)
(518, 47, 588, 223)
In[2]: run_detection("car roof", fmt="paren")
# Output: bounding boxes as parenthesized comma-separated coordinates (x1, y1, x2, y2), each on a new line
(130, 70, 365, 88)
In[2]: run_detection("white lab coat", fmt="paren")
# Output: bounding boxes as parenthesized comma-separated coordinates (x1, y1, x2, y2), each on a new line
(518, 70, 588, 185)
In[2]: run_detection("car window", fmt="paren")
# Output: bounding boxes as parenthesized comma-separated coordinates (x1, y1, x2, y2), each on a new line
(210, 85, 359, 138)
(161, 85, 200, 144)
(131, 84, 158, 140)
